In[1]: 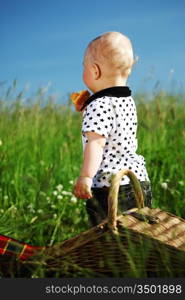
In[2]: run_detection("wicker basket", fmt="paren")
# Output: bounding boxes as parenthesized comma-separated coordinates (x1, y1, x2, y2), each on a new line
(27, 169, 185, 277)
(2, 169, 185, 277)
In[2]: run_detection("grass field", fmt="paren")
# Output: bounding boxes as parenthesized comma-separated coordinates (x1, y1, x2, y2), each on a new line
(0, 83, 185, 276)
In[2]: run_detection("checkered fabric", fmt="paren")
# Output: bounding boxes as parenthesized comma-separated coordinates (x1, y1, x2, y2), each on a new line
(0, 234, 43, 260)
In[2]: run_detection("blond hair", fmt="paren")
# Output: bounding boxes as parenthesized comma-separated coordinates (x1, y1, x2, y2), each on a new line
(85, 31, 135, 77)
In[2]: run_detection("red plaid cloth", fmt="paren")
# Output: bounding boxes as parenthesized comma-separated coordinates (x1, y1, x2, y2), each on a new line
(0, 234, 44, 260)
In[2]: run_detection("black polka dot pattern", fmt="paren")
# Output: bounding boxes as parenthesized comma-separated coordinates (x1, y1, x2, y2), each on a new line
(82, 99, 114, 138)
(82, 88, 149, 187)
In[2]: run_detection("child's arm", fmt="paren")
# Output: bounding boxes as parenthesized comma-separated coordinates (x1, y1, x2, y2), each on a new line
(73, 131, 106, 199)
(81, 131, 106, 177)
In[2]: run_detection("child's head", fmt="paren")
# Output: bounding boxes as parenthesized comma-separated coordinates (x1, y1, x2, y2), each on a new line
(83, 31, 134, 92)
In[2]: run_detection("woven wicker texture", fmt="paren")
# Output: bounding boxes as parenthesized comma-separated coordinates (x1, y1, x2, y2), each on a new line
(1, 169, 185, 277)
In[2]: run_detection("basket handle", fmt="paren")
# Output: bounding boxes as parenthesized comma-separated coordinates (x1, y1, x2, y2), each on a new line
(108, 169, 144, 231)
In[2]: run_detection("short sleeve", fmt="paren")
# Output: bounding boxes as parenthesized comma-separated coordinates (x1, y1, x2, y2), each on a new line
(82, 97, 114, 138)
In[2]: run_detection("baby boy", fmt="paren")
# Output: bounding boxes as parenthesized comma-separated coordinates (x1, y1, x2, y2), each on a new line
(73, 31, 152, 226)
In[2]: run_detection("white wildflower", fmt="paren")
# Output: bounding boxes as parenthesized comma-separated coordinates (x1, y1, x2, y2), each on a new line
(160, 182, 168, 190)
(56, 184, 63, 192)
(61, 191, 72, 196)
(57, 195, 63, 200)
(53, 214, 57, 219)
(52, 190, 58, 196)
(0, 140, 2, 146)
(46, 196, 51, 201)
(69, 180, 74, 185)
(70, 196, 77, 204)
(51, 204, 56, 209)
(4, 195, 9, 201)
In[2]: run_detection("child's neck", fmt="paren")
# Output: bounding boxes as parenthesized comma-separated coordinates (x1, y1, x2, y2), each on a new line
(93, 76, 128, 93)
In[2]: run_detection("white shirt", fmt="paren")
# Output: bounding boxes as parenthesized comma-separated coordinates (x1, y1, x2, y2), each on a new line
(82, 86, 149, 188)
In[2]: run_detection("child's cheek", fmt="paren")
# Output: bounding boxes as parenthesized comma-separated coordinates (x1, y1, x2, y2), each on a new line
(83, 70, 86, 84)
(83, 67, 92, 86)
(83, 69, 88, 84)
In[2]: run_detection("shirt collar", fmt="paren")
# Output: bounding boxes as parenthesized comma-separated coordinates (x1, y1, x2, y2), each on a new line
(81, 86, 132, 111)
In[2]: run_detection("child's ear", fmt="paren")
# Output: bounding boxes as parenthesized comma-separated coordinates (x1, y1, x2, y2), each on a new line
(92, 63, 101, 80)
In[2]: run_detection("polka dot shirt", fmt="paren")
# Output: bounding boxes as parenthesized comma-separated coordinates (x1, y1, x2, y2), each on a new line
(82, 86, 149, 188)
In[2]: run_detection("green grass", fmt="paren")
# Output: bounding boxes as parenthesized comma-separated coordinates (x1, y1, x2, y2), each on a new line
(0, 83, 185, 276)
(135, 91, 185, 216)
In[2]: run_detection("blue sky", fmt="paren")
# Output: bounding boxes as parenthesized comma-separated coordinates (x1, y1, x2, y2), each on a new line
(1, 0, 185, 102)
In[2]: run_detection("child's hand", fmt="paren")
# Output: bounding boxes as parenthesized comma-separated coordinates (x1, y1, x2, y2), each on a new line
(73, 176, 93, 199)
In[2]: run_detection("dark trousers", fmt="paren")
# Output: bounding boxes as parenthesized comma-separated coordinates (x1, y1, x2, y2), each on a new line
(86, 181, 152, 227)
